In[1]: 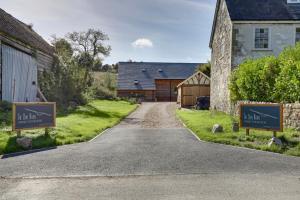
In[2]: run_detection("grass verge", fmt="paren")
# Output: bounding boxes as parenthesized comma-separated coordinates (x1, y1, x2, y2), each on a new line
(177, 109, 300, 157)
(0, 100, 137, 155)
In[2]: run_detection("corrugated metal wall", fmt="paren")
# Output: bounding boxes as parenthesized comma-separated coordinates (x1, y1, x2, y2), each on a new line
(2, 44, 37, 102)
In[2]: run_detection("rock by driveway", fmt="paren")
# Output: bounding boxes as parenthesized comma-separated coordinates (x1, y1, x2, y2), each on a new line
(117, 102, 182, 128)
(1, 102, 300, 199)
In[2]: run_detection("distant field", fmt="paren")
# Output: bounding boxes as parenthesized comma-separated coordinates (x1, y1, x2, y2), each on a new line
(92, 72, 117, 98)
(93, 71, 117, 86)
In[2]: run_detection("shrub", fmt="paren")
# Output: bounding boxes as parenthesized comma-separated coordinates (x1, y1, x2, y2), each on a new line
(273, 44, 300, 102)
(0, 101, 12, 127)
(229, 56, 279, 102)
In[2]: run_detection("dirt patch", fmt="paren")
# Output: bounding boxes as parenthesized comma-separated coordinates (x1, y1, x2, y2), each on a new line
(117, 102, 183, 128)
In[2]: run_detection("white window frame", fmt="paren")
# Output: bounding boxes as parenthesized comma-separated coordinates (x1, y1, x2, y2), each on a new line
(253, 27, 271, 50)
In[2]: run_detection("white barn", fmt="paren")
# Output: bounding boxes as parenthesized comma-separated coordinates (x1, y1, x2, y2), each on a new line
(0, 8, 54, 102)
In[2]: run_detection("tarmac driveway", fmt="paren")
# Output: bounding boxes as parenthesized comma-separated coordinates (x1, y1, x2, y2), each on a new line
(1, 102, 300, 199)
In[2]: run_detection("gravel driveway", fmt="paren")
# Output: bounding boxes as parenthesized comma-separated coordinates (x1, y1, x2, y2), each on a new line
(117, 102, 183, 128)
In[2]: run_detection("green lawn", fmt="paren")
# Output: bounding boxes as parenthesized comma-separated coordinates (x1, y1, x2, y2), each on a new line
(0, 100, 137, 155)
(177, 109, 300, 157)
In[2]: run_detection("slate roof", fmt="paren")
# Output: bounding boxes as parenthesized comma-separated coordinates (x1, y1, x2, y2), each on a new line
(210, 0, 300, 48)
(117, 62, 200, 90)
(226, 0, 300, 21)
(0, 8, 54, 55)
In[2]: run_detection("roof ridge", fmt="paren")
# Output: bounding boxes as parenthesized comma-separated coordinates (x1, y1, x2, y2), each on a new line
(0, 8, 54, 54)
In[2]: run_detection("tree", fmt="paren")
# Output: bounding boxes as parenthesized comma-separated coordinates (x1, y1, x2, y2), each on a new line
(39, 38, 89, 108)
(196, 61, 211, 77)
(67, 29, 111, 85)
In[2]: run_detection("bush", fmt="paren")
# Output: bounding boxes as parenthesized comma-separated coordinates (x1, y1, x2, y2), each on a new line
(273, 44, 300, 102)
(229, 56, 279, 102)
(0, 101, 12, 127)
(230, 43, 300, 103)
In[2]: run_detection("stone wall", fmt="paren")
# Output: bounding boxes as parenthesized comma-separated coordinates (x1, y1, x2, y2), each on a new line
(284, 104, 300, 128)
(210, 0, 233, 113)
(234, 101, 300, 129)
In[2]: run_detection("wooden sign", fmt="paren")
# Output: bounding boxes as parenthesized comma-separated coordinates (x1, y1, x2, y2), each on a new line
(240, 104, 283, 132)
(13, 102, 56, 131)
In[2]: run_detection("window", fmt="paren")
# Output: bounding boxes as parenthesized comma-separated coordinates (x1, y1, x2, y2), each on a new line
(296, 28, 300, 43)
(233, 28, 240, 53)
(255, 28, 269, 49)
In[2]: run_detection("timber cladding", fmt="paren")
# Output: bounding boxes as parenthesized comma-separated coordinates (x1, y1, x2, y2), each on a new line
(177, 71, 211, 107)
(155, 79, 183, 102)
(179, 85, 210, 107)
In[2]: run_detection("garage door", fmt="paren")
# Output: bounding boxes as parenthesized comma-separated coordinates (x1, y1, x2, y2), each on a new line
(2, 44, 38, 102)
(155, 80, 183, 102)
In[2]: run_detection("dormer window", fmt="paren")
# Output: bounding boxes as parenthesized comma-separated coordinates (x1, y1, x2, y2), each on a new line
(142, 69, 146, 72)
(158, 69, 163, 72)
(254, 28, 269, 49)
(134, 80, 139, 85)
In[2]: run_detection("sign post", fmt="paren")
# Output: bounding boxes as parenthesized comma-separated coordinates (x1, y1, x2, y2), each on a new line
(12, 102, 56, 136)
(240, 103, 283, 134)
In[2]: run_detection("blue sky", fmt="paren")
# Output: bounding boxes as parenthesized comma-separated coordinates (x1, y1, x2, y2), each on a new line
(0, 0, 216, 64)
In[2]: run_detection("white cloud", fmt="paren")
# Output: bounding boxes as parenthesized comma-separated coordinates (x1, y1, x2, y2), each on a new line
(132, 38, 153, 48)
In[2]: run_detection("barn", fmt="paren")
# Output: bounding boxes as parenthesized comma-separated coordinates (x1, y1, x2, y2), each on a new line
(0, 8, 54, 103)
(117, 62, 200, 102)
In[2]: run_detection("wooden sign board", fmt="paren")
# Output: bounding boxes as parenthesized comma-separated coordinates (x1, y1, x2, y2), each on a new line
(240, 104, 283, 132)
(12, 102, 56, 131)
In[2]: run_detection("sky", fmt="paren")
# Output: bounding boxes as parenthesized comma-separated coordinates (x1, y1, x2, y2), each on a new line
(0, 0, 216, 64)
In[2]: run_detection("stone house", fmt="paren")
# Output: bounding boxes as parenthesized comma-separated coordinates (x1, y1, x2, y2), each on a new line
(210, 0, 300, 113)
(0, 8, 54, 102)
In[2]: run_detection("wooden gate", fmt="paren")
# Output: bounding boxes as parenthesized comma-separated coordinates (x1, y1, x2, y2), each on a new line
(155, 79, 183, 102)
(2, 44, 38, 102)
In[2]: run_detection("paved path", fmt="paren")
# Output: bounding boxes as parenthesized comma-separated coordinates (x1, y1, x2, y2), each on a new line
(1, 102, 300, 199)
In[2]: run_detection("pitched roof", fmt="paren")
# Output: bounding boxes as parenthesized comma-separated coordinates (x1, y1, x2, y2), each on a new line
(226, 0, 300, 21)
(177, 71, 210, 88)
(209, 0, 300, 48)
(0, 8, 54, 55)
(117, 62, 200, 90)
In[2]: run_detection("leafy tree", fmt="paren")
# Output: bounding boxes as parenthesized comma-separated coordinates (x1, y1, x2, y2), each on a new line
(196, 61, 211, 77)
(39, 39, 89, 108)
(67, 29, 111, 85)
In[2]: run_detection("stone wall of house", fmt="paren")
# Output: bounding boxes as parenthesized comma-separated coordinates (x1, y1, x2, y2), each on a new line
(210, 0, 233, 113)
(234, 101, 300, 129)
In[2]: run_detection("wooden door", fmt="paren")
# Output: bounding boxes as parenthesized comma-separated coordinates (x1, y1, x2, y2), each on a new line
(155, 80, 170, 101)
(2, 44, 37, 102)
(155, 80, 183, 102)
